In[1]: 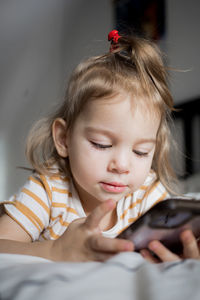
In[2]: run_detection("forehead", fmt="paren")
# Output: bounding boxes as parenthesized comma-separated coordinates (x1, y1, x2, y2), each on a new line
(75, 93, 161, 137)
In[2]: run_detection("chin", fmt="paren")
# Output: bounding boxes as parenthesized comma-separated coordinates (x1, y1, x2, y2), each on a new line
(98, 194, 125, 203)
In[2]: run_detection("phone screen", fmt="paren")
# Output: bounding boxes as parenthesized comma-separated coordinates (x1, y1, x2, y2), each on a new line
(118, 199, 200, 254)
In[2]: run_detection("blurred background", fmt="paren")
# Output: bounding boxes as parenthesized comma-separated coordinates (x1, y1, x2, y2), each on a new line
(0, 0, 200, 200)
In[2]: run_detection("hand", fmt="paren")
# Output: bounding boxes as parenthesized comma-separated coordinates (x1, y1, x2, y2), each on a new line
(140, 230, 200, 263)
(51, 199, 134, 262)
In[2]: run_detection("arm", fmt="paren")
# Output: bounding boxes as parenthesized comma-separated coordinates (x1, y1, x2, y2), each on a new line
(0, 200, 134, 262)
(0, 212, 54, 260)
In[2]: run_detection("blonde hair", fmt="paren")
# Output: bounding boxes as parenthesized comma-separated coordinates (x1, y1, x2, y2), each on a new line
(26, 34, 176, 193)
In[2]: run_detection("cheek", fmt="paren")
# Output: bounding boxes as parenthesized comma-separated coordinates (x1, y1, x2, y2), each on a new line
(130, 158, 153, 189)
(68, 143, 106, 179)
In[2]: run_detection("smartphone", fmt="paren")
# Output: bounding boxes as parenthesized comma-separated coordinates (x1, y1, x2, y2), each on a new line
(117, 198, 200, 254)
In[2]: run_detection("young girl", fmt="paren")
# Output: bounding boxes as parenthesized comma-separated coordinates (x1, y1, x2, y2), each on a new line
(0, 30, 199, 262)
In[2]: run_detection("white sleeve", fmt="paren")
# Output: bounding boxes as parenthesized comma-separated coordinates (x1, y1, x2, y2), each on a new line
(3, 174, 51, 241)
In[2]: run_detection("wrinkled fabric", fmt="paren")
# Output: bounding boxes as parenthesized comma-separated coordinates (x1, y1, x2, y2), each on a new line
(0, 252, 200, 300)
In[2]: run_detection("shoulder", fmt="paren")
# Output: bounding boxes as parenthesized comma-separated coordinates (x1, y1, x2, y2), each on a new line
(134, 170, 157, 199)
(143, 169, 157, 186)
(140, 170, 166, 192)
(38, 171, 71, 200)
(16, 170, 71, 201)
(135, 170, 169, 214)
(144, 170, 168, 197)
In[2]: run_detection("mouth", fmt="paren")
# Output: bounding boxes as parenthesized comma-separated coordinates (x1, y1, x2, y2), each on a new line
(100, 182, 127, 193)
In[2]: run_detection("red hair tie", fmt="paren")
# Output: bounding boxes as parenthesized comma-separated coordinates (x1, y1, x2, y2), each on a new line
(108, 30, 121, 52)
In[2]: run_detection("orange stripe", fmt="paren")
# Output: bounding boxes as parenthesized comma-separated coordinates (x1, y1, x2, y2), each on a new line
(14, 201, 44, 231)
(50, 214, 69, 227)
(152, 191, 168, 206)
(51, 203, 78, 215)
(125, 193, 133, 199)
(51, 215, 60, 221)
(22, 188, 50, 215)
(124, 191, 167, 227)
(39, 175, 52, 203)
(49, 175, 69, 182)
(52, 187, 72, 196)
(52, 203, 67, 208)
(49, 227, 60, 239)
(121, 183, 166, 221)
(128, 216, 138, 223)
(139, 185, 149, 190)
(66, 206, 78, 215)
(59, 218, 69, 227)
(120, 198, 143, 220)
(117, 224, 130, 235)
(28, 176, 43, 188)
(142, 180, 160, 200)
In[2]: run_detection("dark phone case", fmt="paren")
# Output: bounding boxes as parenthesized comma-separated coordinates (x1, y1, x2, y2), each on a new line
(118, 198, 200, 254)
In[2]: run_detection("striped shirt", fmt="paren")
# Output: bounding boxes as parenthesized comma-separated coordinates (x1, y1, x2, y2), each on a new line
(3, 170, 168, 241)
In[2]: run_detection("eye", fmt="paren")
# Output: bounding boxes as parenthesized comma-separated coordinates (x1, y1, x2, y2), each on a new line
(90, 141, 112, 149)
(133, 150, 148, 157)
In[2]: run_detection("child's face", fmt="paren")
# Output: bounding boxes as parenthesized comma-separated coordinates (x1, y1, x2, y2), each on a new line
(65, 93, 160, 212)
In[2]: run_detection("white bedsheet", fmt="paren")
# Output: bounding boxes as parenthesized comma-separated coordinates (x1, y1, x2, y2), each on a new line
(0, 252, 200, 300)
(1, 193, 200, 299)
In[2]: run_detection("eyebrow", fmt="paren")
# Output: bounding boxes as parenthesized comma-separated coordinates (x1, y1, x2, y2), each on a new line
(85, 126, 114, 137)
(85, 127, 156, 144)
(135, 138, 156, 145)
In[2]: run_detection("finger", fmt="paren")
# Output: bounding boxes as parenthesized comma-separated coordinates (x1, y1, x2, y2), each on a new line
(140, 249, 160, 264)
(148, 240, 180, 262)
(88, 235, 134, 253)
(84, 199, 116, 230)
(181, 230, 199, 259)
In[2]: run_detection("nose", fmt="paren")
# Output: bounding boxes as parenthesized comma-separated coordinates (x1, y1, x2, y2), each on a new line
(108, 149, 130, 174)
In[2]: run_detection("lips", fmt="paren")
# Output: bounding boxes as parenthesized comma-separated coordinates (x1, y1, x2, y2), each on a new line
(100, 182, 127, 193)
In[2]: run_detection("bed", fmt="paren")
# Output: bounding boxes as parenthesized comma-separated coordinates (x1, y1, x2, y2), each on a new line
(0, 98, 200, 300)
(0, 251, 200, 300)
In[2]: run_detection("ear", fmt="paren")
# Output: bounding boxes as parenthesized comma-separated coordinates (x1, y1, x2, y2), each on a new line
(52, 118, 69, 158)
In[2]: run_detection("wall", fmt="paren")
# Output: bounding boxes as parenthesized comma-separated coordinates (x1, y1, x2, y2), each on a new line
(0, 0, 112, 200)
(1, 0, 200, 200)
(166, 0, 200, 103)
(166, 0, 200, 175)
